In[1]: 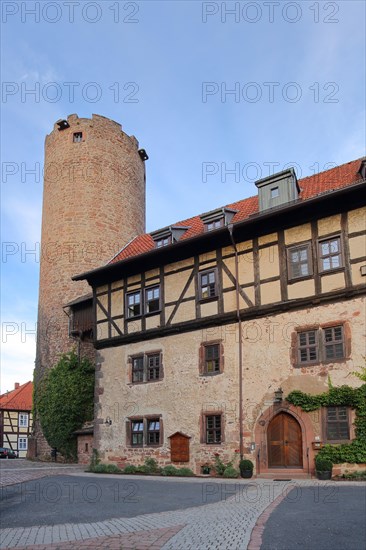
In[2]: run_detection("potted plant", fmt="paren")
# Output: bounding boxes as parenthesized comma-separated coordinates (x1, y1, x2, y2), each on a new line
(239, 459, 254, 478)
(315, 456, 333, 480)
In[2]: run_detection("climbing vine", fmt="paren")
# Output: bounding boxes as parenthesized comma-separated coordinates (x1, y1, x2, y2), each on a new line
(35, 351, 95, 460)
(287, 379, 366, 464)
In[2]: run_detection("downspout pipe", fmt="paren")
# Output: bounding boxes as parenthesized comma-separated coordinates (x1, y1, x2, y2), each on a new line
(227, 224, 244, 461)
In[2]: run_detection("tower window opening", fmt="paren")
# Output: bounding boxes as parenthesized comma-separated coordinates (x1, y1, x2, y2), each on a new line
(73, 132, 83, 143)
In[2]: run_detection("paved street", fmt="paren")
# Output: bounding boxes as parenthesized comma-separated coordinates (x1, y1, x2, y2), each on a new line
(0, 460, 365, 549)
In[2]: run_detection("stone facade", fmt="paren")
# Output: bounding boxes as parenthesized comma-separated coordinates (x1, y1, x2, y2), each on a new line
(34, 114, 146, 458)
(94, 295, 365, 475)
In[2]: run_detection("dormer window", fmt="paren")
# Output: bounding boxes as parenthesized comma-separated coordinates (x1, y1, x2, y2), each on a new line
(206, 218, 224, 232)
(156, 236, 171, 248)
(255, 168, 300, 212)
(151, 226, 189, 248)
(201, 208, 237, 231)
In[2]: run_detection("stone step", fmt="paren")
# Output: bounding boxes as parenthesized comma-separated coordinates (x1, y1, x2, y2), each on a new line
(257, 471, 312, 480)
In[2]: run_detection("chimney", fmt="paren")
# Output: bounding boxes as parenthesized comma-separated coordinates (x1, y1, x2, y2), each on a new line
(14, 382, 20, 389)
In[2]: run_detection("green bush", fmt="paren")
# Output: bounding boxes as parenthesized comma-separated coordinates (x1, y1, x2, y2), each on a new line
(223, 466, 239, 478)
(135, 465, 149, 474)
(161, 465, 178, 476)
(144, 457, 160, 473)
(213, 455, 232, 476)
(239, 459, 254, 471)
(123, 465, 137, 474)
(176, 467, 194, 477)
(315, 456, 333, 472)
(338, 470, 366, 480)
(90, 463, 122, 474)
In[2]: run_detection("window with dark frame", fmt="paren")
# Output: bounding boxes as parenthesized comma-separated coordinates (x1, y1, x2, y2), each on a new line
(147, 354, 161, 380)
(126, 291, 141, 318)
(147, 418, 160, 444)
(288, 244, 312, 279)
(155, 236, 171, 248)
(206, 415, 222, 444)
(318, 236, 342, 272)
(298, 330, 318, 364)
(130, 353, 162, 384)
(145, 286, 160, 313)
(297, 325, 345, 365)
(128, 417, 162, 447)
(324, 326, 344, 360)
(200, 269, 217, 300)
(131, 420, 144, 446)
(205, 218, 224, 232)
(326, 406, 350, 440)
(132, 356, 144, 383)
(204, 344, 220, 374)
(73, 132, 83, 142)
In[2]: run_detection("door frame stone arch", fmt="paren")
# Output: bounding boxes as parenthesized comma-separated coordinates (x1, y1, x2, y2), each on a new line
(254, 403, 315, 475)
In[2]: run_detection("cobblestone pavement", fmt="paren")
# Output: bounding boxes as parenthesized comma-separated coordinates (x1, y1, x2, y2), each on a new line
(1, 464, 364, 550)
(0, 460, 85, 487)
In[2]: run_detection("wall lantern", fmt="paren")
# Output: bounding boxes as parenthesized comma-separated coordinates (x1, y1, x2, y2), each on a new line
(105, 417, 112, 426)
(274, 387, 283, 403)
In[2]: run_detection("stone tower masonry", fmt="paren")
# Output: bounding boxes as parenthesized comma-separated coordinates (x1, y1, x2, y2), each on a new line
(33, 114, 146, 458)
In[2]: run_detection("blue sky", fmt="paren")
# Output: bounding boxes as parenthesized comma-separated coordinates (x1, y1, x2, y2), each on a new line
(1, 1, 365, 393)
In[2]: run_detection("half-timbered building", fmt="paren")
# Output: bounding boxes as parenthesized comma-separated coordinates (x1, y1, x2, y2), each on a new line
(0, 382, 33, 458)
(75, 159, 366, 476)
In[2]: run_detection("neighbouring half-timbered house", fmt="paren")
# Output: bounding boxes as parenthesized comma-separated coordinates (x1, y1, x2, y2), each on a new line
(0, 382, 33, 458)
(74, 159, 366, 476)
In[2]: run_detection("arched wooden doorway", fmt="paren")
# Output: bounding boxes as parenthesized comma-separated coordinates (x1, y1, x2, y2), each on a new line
(267, 412, 303, 468)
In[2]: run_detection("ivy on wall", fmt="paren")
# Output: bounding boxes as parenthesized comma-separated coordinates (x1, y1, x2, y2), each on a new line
(287, 374, 366, 464)
(35, 351, 95, 460)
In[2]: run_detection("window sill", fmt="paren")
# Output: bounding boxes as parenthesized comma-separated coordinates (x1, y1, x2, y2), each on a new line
(126, 311, 161, 321)
(129, 379, 163, 386)
(324, 439, 352, 445)
(319, 266, 345, 276)
(199, 296, 218, 304)
(200, 371, 222, 377)
(287, 274, 314, 285)
(295, 358, 347, 368)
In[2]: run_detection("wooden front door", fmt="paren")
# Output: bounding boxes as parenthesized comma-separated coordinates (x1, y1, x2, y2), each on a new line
(267, 413, 303, 468)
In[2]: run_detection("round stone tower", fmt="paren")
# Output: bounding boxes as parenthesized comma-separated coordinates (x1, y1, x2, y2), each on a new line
(33, 114, 146, 457)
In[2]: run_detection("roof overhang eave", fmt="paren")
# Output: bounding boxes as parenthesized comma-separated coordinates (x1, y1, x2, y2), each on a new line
(73, 179, 365, 285)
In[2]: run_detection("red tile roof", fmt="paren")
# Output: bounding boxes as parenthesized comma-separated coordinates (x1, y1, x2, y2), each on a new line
(111, 158, 364, 264)
(0, 381, 33, 411)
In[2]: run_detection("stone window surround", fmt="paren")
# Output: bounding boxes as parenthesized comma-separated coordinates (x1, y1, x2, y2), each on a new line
(199, 340, 224, 376)
(128, 351, 163, 384)
(126, 414, 163, 448)
(200, 410, 225, 445)
(290, 321, 351, 368)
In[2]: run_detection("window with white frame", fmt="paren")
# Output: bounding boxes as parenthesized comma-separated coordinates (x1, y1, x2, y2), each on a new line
(18, 437, 28, 450)
(19, 413, 29, 428)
